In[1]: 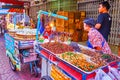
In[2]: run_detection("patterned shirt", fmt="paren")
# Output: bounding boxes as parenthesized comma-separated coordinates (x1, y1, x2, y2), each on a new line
(88, 28, 112, 54)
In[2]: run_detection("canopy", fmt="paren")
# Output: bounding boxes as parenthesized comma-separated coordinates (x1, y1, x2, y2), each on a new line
(0, 8, 24, 14)
(0, 0, 24, 5)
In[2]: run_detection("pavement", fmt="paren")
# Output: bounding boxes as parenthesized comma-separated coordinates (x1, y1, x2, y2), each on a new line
(0, 35, 40, 80)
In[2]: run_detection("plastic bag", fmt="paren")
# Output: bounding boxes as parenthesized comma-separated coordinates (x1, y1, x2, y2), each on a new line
(95, 69, 101, 80)
(108, 71, 117, 80)
(102, 76, 113, 80)
(108, 66, 120, 80)
(95, 69, 112, 80)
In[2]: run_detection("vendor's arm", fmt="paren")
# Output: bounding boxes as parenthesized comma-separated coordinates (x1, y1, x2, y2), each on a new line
(92, 40, 102, 51)
(89, 33, 103, 51)
(95, 23, 101, 29)
(95, 14, 104, 29)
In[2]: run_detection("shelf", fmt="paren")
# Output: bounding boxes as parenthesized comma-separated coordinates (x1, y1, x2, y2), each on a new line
(19, 45, 33, 50)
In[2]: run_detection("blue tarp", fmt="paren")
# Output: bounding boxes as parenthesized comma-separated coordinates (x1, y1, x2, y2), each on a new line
(0, 8, 9, 14)
(39, 21, 44, 35)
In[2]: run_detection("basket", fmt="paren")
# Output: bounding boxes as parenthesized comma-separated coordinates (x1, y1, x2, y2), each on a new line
(23, 53, 37, 63)
(15, 33, 36, 40)
(8, 31, 16, 37)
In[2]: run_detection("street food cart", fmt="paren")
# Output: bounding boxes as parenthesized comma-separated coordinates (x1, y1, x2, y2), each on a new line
(4, 12, 40, 77)
(34, 10, 120, 80)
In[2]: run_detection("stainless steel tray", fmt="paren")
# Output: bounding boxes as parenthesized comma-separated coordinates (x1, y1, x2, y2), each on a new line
(39, 45, 108, 74)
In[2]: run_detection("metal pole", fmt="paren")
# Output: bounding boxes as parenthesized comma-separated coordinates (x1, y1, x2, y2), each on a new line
(58, 0, 60, 11)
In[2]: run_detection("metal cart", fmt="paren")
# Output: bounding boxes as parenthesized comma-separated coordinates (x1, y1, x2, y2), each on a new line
(34, 10, 120, 80)
(5, 32, 40, 77)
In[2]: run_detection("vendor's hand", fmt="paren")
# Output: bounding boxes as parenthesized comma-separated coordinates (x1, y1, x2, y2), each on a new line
(94, 46, 102, 51)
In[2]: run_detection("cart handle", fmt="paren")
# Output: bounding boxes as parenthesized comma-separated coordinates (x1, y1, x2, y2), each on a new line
(37, 10, 68, 20)
(49, 54, 59, 66)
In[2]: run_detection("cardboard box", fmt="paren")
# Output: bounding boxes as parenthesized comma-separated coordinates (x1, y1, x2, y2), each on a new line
(118, 44, 120, 56)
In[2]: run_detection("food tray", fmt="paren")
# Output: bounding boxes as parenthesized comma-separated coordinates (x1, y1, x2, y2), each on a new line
(78, 44, 95, 52)
(15, 34, 36, 40)
(38, 45, 120, 80)
(40, 45, 120, 73)
(56, 55, 108, 74)
(39, 45, 106, 74)
(78, 44, 120, 64)
(8, 31, 16, 37)
(39, 45, 57, 57)
(8, 29, 39, 41)
(101, 54, 120, 63)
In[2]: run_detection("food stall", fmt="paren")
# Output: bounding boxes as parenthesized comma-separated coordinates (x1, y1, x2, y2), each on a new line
(4, 11, 40, 77)
(34, 10, 120, 80)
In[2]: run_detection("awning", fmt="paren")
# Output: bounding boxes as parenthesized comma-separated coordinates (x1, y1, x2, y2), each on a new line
(8, 8, 24, 13)
(0, 8, 24, 14)
(0, 0, 24, 5)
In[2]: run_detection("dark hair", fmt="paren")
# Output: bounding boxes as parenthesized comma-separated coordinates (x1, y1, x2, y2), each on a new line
(100, 1, 111, 10)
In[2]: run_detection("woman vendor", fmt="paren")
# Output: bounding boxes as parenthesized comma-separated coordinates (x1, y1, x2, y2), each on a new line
(43, 24, 52, 39)
(83, 18, 112, 54)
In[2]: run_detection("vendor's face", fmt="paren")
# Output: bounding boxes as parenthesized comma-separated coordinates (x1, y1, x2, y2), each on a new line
(46, 26, 51, 31)
(98, 4, 104, 13)
(83, 23, 88, 31)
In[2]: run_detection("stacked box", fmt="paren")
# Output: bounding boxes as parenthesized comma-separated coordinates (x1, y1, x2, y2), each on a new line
(56, 11, 69, 33)
(82, 31, 88, 41)
(118, 44, 120, 56)
(56, 11, 86, 42)
(74, 12, 86, 41)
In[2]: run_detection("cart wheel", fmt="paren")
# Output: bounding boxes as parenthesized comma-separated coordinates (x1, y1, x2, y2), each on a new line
(41, 76, 52, 80)
(33, 66, 39, 77)
(9, 58, 16, 71)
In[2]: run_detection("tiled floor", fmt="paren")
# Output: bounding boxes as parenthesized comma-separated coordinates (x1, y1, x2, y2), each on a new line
(0, 35, 40, 80)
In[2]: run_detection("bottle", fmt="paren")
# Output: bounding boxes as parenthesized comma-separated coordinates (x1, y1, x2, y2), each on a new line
(67, 37, 71, 45)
